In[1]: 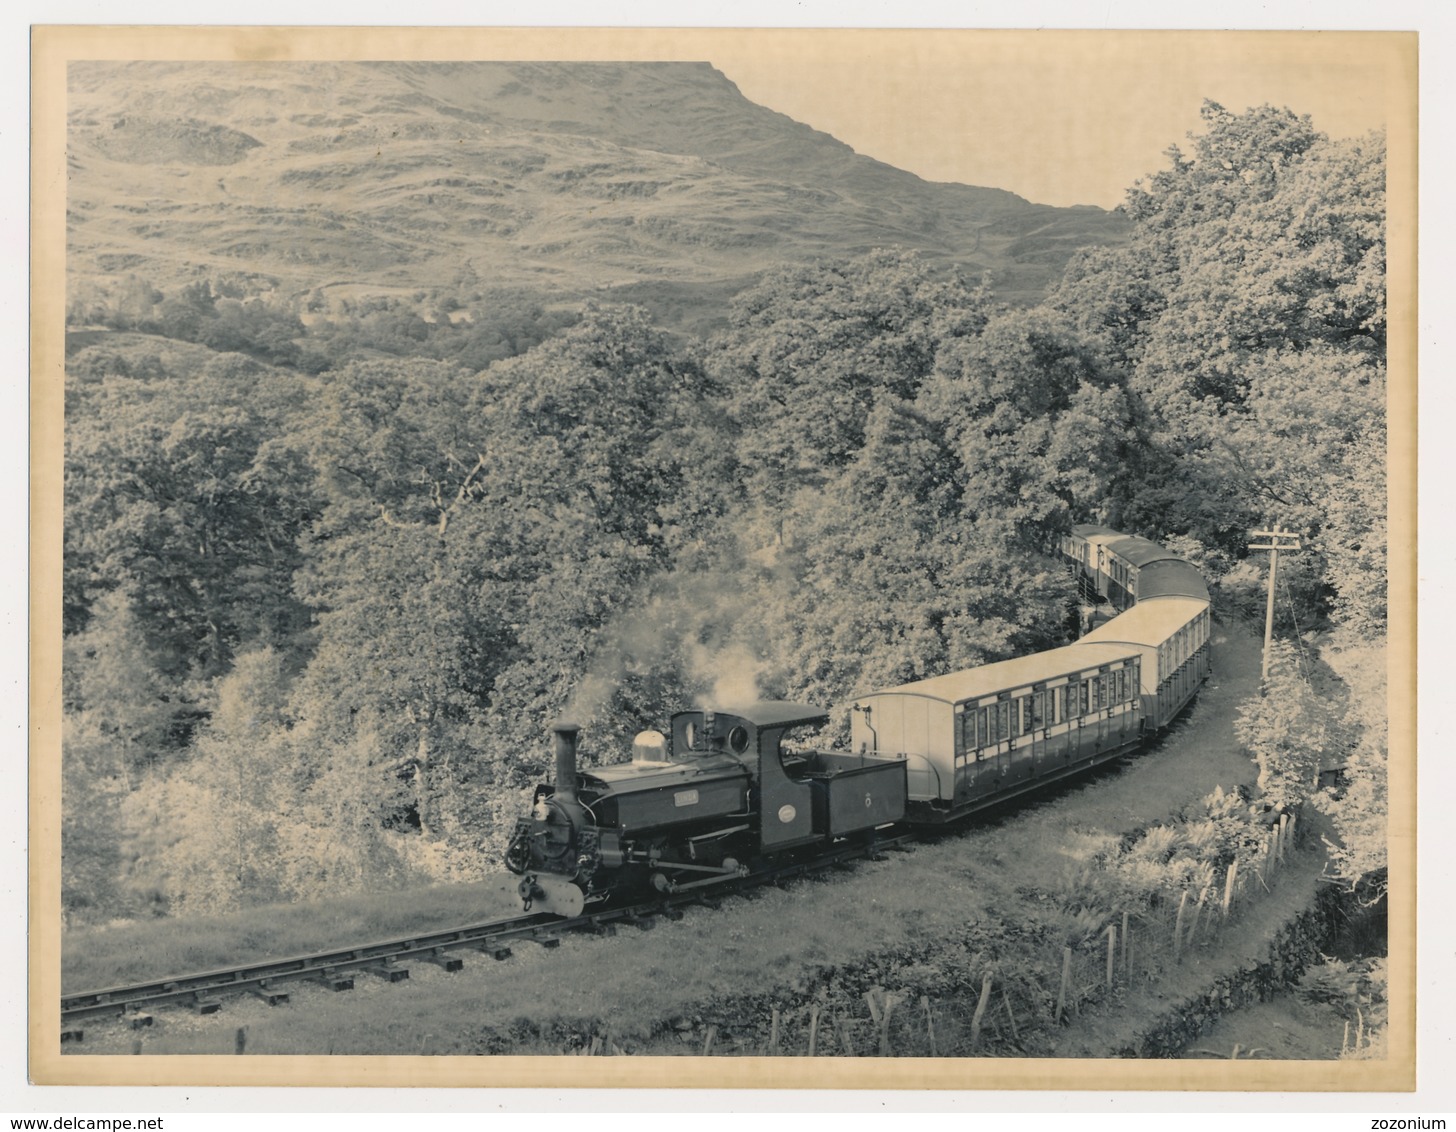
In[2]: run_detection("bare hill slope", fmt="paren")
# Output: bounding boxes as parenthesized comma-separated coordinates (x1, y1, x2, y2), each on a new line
(67, 61, 1128, 325)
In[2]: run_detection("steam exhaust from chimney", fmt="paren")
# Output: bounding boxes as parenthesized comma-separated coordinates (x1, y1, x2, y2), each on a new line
(551, 720, 581, 806)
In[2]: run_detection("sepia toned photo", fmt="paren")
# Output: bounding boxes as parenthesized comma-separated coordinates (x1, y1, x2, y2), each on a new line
(29, 26, 1417, 1092)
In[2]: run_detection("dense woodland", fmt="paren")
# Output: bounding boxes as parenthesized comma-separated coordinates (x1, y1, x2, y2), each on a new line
(62, 103, 1390, 924)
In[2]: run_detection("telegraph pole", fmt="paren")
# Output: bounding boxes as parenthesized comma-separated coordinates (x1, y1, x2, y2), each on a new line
(1249, 528, 1303, 684)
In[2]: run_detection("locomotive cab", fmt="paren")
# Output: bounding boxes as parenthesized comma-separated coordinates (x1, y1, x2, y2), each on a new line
(669, 702, 909, 856)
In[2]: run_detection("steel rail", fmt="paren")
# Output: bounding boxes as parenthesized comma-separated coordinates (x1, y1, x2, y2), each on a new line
(61, 828, 916, 1033)
(61, 909, 561, 1025)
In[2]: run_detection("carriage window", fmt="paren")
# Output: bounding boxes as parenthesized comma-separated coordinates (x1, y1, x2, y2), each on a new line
(729, 725, 750, 753)
(1032, 691, 1045, 728)
(1079, 681, 1091, 715)
(996, 702, 1011, 742)
(1011, 699, 1024, 739)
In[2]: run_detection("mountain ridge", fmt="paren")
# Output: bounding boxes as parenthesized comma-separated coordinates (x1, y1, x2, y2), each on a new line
(67, 60, 1128, 331)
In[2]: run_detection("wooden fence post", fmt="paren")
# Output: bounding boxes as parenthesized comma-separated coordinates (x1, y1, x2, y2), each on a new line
(865, 988, 882, 1027)
(1278, 813, 1289, 862)
(808, 1005, 820, 1057)
(1287, 810, 1298, 849)
(1187, 885, 1208, 948)
(1001, 986, 1019, 1043)
(1106, 925, 1117, 988)
(235, 1026, 247, 1055)
(1056, 946, 1072, 1024)
(770, 1006, 780, 1055)
(921, 995, 938, 1057)
(879, 993, 898, 1056)
(1174, 890, 1189, 963)
(702, 1025, 717, 1056)
(864, 987, 895, 1055)
(969, 973, 993, 1051)
(1222, 859, 1238, 918)
(1122, 911, 1131, 981)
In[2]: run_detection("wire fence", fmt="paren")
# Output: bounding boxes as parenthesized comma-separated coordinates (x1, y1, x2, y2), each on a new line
(632, 809, 1307, 1058)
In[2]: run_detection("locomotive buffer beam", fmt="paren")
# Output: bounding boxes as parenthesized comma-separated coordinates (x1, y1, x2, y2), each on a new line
(487, 870, 586, 918)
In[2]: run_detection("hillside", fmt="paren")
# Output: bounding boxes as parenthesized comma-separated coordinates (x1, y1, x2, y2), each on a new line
(66, 61, 1128, 330)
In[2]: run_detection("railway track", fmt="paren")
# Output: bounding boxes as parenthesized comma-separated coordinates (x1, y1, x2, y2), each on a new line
(61, 828, 916, 1042)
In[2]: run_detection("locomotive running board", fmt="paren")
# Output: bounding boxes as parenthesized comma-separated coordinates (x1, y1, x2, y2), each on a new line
(491, 872, 586, 918)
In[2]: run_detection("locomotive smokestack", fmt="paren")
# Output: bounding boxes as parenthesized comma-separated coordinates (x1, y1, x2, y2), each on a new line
(551, 721, 581, 805)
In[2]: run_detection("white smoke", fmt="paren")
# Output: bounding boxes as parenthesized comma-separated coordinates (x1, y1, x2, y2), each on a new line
(687, 640, 766, 709)
(561, 569, 774, 728)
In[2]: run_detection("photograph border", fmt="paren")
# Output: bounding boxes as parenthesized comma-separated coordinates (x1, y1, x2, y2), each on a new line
(28, 23, 1420, 1093)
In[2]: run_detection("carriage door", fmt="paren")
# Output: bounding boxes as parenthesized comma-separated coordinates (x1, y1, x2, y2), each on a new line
(1076, 674, 1103, 754)
(1029, 687, 1051, 775)
(974, 697, 1015, 793)
(1008, 691, 1036, 784)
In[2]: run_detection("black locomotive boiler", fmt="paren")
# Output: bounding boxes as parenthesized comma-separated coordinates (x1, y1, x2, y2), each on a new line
(502, 526, 1212, 915)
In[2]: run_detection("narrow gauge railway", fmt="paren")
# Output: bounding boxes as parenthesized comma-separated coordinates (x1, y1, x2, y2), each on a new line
(60, 827, 916, 1042)
(63, 526, 1214, 1041)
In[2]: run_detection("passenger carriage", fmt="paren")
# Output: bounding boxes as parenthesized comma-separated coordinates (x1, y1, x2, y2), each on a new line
(1076, 596, 1211, 729)
(849, 642, 1146, 822)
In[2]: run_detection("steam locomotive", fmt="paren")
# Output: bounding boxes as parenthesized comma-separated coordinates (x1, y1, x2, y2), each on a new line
(501, 526, 1213, 916)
